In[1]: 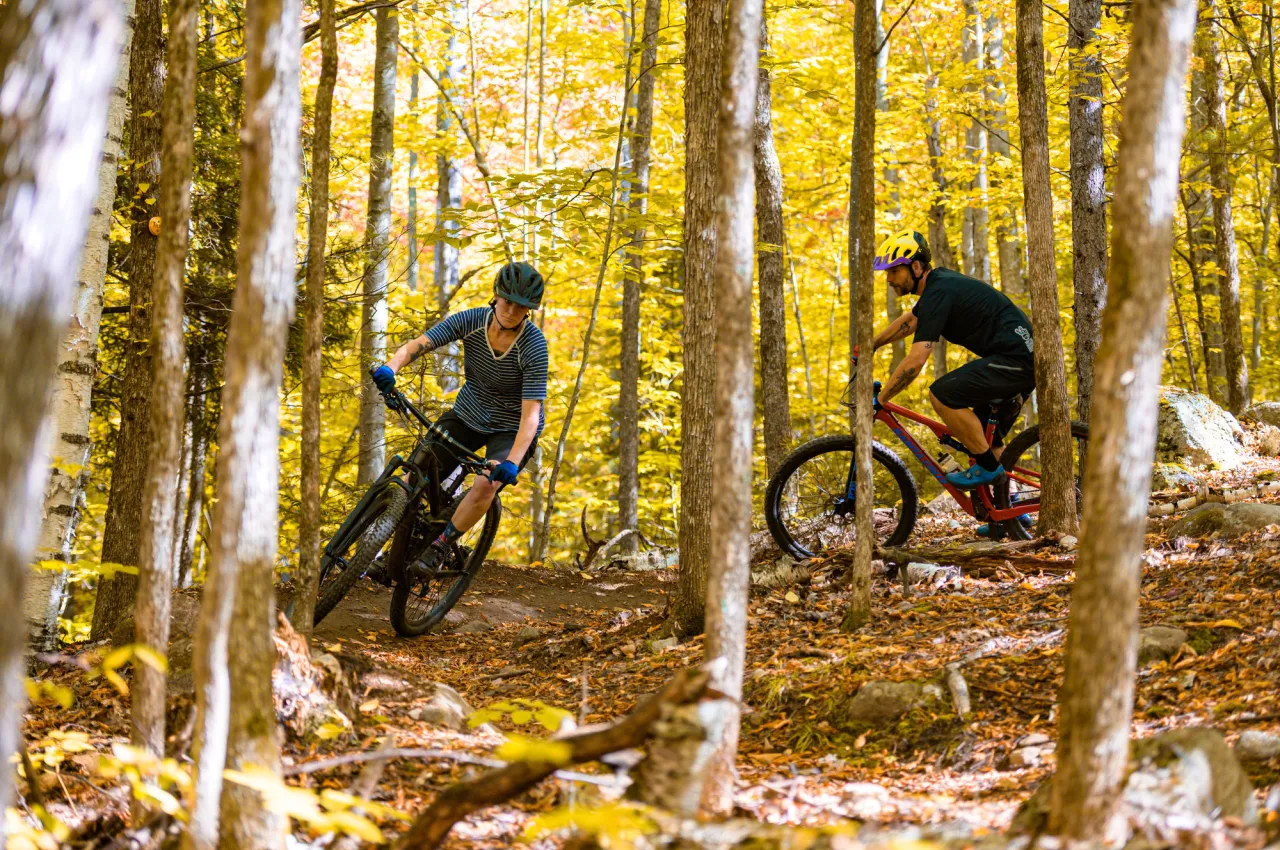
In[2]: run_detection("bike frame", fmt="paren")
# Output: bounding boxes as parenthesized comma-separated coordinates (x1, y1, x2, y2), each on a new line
(873, 400, 1040, 522)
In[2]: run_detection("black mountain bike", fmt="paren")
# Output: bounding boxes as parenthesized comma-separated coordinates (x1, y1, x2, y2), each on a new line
(311, 374, 503, 636)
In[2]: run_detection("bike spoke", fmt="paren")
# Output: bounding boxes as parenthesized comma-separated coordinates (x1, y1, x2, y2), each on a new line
(778, 448, 903, 556)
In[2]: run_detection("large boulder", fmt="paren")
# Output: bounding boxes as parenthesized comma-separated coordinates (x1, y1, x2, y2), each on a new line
(1150, 463, 1202, 493)
(1168, 501, 1280, 538)
(1243, 401, 1280, 428)
(1138, 626, 1188, 666)
(1157, 388, 1246, 469)
(846, 679, 944, 726)
(1235, 730, 1280, 762)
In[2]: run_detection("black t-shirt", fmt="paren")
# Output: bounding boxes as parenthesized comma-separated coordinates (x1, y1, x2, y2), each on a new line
(911, 267, 1035, 360)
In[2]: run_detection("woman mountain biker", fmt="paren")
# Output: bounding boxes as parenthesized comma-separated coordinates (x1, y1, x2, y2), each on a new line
(371, 261, 548, 572)
(867, 229, 1036, 492)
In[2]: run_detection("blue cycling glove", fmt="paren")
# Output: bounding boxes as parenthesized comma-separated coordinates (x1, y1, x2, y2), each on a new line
(873, 380, 883, 412)
(490, 460, 519, 485)
(372, 365, 396, 394)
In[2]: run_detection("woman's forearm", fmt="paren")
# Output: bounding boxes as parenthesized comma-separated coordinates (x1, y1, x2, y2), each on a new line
(506, 404, 542, 466)
(387, 334, 434, 372)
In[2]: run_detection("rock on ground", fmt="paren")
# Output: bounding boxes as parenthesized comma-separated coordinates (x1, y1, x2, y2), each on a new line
(1157, 388, 1245, 469)
(1168, 502, 1280, 538)
(1243, 401, 1280, 428)
(1151, 463, 1203, 492)
(409, 682, 474, 731)
(1138, 626, 1189, 666)
(846, 680, 944, 726)
(1235, 730, 1280, 761)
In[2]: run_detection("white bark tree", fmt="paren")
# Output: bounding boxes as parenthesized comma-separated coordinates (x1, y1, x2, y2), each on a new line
(0, 0, 122, 839)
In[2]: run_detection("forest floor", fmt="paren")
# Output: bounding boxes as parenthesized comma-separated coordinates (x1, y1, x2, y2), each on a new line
(20, 475, 1280, 849)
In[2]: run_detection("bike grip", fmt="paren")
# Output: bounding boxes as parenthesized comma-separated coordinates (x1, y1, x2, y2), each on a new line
(874, 380, 882, 394)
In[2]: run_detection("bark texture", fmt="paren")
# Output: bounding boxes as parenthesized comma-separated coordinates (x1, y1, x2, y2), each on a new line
(177, 358, 209, 588)
(358, 8, 398, 485)
(185, 0, 301, 846)
(755, 15, 791, 477)
(434, 0, 464, 394)
(841, 0, 877, 632)
(1200, 0, 1249, 414)
(1017, 0, 1078, 535)
(1048, 0, 1196, 835)
(297, 0, 338, 636)
(671, 0, 724, 637)
(986, 8, 1024, 300)
(30, 0, 136, 650)
(618, 0, 661, 556)
(699, 0, 762, 809)
(133, 0, 197, 760)
(408, 3, 421, 293)
(92, 0, 166, 644)
(1069, 0, 1106, 422)
(0, 0, 121, 840)
(1185, 69, 1226, 402)
(962, 0, 990, 282)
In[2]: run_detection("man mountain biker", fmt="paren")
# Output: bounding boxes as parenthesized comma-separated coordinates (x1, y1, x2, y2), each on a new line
(370, 261, 548, 572)
(868, 229, 1036, 489)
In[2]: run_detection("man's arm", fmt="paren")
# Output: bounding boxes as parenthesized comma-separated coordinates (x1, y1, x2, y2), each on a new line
(878, 340, 933, 404)
(872, 311, 918, 351)
(502, 400, 542, 468)
(386, 334, 435, 372)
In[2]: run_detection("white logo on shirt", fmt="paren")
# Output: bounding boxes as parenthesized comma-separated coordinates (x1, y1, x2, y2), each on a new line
(1015, 326, 1033, 353)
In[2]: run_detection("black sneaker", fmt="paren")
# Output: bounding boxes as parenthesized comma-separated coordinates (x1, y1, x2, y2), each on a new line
(364, 553, 392, 586)
(408, 539, 450, 581)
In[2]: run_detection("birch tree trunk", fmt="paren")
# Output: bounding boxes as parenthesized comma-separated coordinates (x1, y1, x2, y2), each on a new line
(962, 0, 990, 282)
(1069, 0, 1106, 422)
(296, 0, 337, 636)
(842, 0, 876, 632)
(925, 69, 955, 377)
(177, 360, 209, 588)
(1017, 0, 1078, 535)
(91, 0, 165, 644)
(435, 0, 463, 393)
(184, 0, 301, 845)
(670, 0, 723, 637)
(408, 3, 420, 293)
(755, 14, 791, 477)
(358, 8, 398, 485)
(1185, 71, 1226, 402)
(1049, 0, 1196, 835)
(29, 0, 135, 650)
(1200, 0, 1249, 414)
(133, 0, 197, 762)
(880, 7, 905, 371)
(0, 1, 121, 840)
(986, 7, 1024, 301)
(618, 0, 661, 554)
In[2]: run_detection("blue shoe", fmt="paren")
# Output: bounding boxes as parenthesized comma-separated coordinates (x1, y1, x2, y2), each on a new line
(946, 462, 1007, 489)
(976, 515, 1033, 537)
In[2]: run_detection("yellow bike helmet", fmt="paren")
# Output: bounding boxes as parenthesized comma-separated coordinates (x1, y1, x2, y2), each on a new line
(873, 229, 930, 270)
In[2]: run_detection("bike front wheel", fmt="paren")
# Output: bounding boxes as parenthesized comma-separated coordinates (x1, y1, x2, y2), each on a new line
(765, 435, 919, 560)
(314, 484, 409, 626)
(389, 496, 502, 637)
(992, 421, 1090, 540)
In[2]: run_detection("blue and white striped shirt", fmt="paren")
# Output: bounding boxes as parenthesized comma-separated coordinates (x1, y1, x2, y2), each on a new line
(426, 307, 548, 434)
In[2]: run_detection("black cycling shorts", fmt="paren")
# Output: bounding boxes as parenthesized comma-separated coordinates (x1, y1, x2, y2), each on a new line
(427, 409, 539, 491)
(930, 355, 1035, 446)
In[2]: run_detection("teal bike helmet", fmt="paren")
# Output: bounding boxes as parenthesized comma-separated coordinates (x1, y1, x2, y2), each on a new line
(494, 261, 544, 309)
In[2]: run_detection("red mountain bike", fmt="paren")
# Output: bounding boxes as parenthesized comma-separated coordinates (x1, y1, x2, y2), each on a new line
(764, 360, 1089, 559)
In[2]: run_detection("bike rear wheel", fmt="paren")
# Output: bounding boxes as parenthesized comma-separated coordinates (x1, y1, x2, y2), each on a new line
(389, 496, 501, 637)
(314, 485, 409, 626)
(765, 435, 918, 560)
(992, 421, 1090, 540)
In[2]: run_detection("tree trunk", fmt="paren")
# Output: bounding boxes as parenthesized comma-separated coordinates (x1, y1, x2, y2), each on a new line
(358, 8, 398, 485)
(29, 0, 135, 650)
(91, 0, 165, 644)
(1017, 0, 1078, 535)
(841, 0, 877, 632)
(1185, 70, 1226, 402)
(434, 0, 463, 393)
(962, 0, 990, 283)
(1048, 0, 1196, 836)
(1069, 0, 1106, 422)
(696, 0, 762, 809)
(408, 2, 420, 292)
(880, 7, 905, 371)
(986, 6, 1024, 301)
(0, 1, 122, 841)
(296, 0, 337, 636)
(178, 364, 209, 588)
(1200, 0, 1248, 414)
(133, 0, 197, 763)
(924, 70, 954, 378)
(618, 0, 660, 554)
(670, 0, 723, 637)
(184, 0, 301, 846)
(755, 15, 791, 478)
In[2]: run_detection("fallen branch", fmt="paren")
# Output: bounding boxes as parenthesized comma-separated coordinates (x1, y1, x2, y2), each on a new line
(875, 542, 1075, 577)
(944, 663, 971, 719)
(1146, 479, 1280, 516)
(285, 745, 629, 788)
(393, 666, 712, 850)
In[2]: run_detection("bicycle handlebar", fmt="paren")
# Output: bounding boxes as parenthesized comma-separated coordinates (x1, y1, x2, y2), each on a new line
(368, 367, 495, 476)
